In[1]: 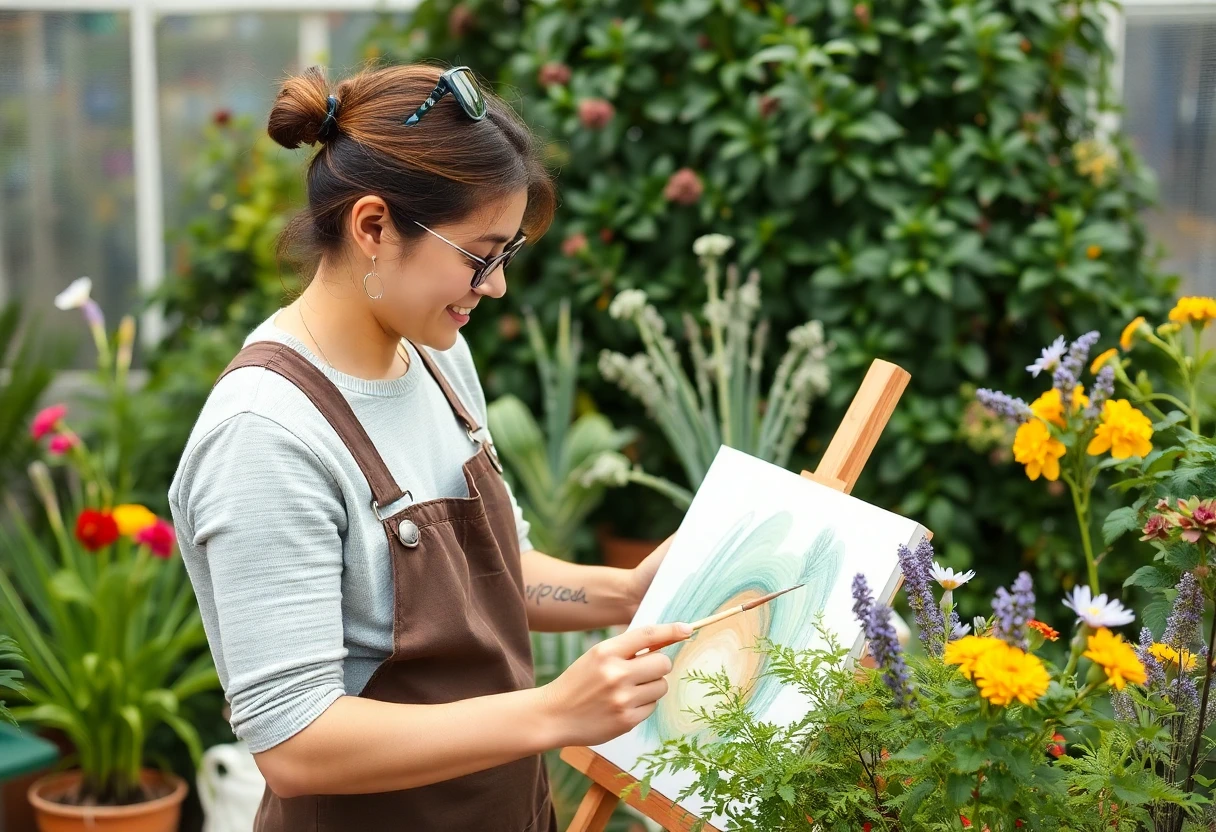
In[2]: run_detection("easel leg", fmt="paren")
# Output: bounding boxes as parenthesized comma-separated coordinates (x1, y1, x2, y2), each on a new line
(567, 783, 619, 832)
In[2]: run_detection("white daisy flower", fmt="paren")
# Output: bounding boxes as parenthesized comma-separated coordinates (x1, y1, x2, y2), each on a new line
(1062, 586, 1136, 628)
(930, 563, 975, 590)
(54, 276, 93, 310)
(1025, 335, 1067, 378)
(608, 289, 649, 321)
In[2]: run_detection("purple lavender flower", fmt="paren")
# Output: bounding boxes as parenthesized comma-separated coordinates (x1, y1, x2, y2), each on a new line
(1085, 365, 1116, 418)
(949, 611, 970, 639)
(975, 388, 1031, 423)
(992, 572, 1035, 650)
(1136, 626, 1166, 691)
(1054, 331, 1101, 408)
(852, 574, 914, 707)
(1164, 571, 1203, 653)
(897, 540, 945, 655)
(1053, 364, 1078, 409)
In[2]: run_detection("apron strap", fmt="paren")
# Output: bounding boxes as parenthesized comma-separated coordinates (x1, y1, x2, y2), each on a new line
(409, 343, 481, 435)
(218, 341, 408, 510)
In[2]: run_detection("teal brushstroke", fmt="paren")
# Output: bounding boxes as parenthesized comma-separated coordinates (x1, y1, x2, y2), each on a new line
(642, 511, 844, 744)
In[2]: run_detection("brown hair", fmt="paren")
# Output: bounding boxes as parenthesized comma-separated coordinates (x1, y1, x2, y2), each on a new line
(268, 62, 557, 275)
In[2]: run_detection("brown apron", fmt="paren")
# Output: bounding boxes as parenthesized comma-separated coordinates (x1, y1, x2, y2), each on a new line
(218, 341, 557, 832)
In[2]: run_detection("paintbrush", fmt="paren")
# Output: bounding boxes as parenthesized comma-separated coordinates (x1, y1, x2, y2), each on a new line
(633, 583, 805, 657)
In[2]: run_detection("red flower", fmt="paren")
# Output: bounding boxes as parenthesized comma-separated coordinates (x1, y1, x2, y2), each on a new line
(663, 168, 704, 205)
(863, 824, 872, 832)
(537, 62, 571, 88)
(578, 98, 615, 130)
(135, 519, 176, 559)
(759, 94, 781, 118)
(48, 434, 77, 455)
(599, 228, 614, 243)
(75, 510, 120, 552)
(447, 3, 477, 37)
(561, 232, 589, 257)
(1048, 732, 1066, 758)
(960, 816, 971, 828)
(1141, 512, 1173, 541)
(212, 109, 232, 126)
(31, 404, 67, 440)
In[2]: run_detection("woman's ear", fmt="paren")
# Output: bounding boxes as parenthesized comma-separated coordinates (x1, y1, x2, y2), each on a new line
(349, 195, 390, 257)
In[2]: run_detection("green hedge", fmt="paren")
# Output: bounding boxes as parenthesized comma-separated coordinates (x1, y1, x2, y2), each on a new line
(364, 0, 1179, 618)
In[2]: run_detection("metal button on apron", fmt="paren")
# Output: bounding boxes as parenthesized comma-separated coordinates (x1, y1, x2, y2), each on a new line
(397, 519, 421, 548)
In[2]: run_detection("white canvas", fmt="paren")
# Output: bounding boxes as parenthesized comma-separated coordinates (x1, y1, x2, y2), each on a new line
(592, 445, 927, 829)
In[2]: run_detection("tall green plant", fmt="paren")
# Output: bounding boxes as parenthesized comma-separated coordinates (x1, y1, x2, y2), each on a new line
(366, 0, 1178, 600)
(0, 300, 218, 805)
(0, 301, 59, 489)
(0, 635, 23, 727)
(488, 300, 634, 559)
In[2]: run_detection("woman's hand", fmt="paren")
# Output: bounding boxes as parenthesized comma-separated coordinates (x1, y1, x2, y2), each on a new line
(539, 621, 692, 748)
(625, 535, 674, 615)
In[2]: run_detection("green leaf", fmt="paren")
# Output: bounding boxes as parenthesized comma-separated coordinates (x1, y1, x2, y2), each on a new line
(946, 772, 974, 807)
(1018, 268, 1053, 291)
(956, 344, 988, 378)
(1103, 506, 1140, 545)
(1142, 597, 1171, 637)
(1123, 565, 1172, 590)
(953, 744, 988, 773)
(777, 784, 796, 805)
(892, 738, 930, 760)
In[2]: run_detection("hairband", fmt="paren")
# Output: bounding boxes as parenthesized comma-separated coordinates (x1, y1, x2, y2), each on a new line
(318, 95, 340, 143)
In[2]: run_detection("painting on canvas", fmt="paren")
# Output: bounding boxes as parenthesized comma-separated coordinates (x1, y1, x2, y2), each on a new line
(592, 445, 927, 827)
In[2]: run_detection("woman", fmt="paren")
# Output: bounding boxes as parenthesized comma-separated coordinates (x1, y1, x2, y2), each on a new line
(168, 63, 689, 831)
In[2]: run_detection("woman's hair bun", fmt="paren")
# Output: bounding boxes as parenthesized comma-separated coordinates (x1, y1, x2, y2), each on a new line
(268, 66, 334, 149)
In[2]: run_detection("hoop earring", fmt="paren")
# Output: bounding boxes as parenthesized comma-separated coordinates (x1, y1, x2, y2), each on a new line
(363, 255, 383, 300)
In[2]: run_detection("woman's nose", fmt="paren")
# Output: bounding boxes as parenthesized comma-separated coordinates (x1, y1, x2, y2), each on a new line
(475, 264, 507, 299)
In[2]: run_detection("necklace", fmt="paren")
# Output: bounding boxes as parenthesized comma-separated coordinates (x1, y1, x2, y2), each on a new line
(297, 304, 410, 374)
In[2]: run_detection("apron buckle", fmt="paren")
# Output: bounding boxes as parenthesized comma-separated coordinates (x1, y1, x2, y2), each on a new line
(371, 491, 412, 523)
(469, 428, 504, 473)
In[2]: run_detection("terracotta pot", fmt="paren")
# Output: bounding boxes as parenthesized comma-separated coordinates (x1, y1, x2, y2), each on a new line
(596, 526, 662, 570)
(28, 770, 187, 832)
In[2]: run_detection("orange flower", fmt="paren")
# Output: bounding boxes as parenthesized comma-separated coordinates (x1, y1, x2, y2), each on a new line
(1028, 619, 1059, 641)
(1012, 419, 1066, 481)
(1029, 387, 1088, 427)
(1120, 316, 1146, 350)
(1087, 399, 1153, 460)
(1090, 348, 1117, 374)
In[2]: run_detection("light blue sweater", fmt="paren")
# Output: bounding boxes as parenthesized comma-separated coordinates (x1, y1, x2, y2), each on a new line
(169, 314, 532, 753)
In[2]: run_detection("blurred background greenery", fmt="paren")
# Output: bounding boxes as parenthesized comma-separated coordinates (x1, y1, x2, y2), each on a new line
(3, 0, 1216, 829)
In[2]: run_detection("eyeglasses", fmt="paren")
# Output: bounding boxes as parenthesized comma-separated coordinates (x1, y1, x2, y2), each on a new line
(403, 66, 487, 127)
(415, 222, 526, 289)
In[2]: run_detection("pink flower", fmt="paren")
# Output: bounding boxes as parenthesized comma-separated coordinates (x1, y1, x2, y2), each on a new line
(537, 62, 571, 88)
(48, 434, 77, 455)
(1140, 512, 1172, 541)
(31, 405, 68, 440)
(578, 99, 615, 130)
(561, 232, 589, 257)
(663, 168, 704, 205)
(134, 519, 176, 559)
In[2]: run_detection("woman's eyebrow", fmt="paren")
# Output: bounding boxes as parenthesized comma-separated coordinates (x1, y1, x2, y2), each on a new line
(475, 230, 521, 243)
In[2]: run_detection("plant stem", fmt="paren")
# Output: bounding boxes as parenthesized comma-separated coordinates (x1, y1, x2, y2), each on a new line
(625, 470, 694, 510)
(704, 258, 733, 448)
(1065, 472, 1099, 592)
(1183, 604, 1216, 795)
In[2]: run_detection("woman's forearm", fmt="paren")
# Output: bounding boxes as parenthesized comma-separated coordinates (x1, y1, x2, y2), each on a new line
(519, 549, 637, 631)
(254, 688, 557, 797)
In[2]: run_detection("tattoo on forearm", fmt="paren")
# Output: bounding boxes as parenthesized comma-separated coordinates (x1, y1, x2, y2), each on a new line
(524, 583, 590, 607)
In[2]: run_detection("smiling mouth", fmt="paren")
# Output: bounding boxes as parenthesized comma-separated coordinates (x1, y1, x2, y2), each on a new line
(449, 305, 474, 315)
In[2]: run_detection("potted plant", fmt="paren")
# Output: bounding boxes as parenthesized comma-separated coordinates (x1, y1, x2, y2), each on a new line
(0, 636, 21, 727)
(487, 299, 636, 562)
(589, 234, 832, 562)
(0, 278, 219, 831)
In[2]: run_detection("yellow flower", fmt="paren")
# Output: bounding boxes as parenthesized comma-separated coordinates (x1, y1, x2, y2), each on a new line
(1086, 399, 1153, 460)
(943, 636, 1005, 681)
(1120, 316, 1146, 350)
(1090, 348, 1117, 374)
(1168, 296, 1216, 327)
(1149, 643, 1198, 672)
(1029, 387, 1088, 427)
(1084, 628, 1147, 690)
(112, 504, 158, 536)
(1012, 419, 1066, 481)
(1086, 244, 1102, 260)
(973, 642, 1050, 706)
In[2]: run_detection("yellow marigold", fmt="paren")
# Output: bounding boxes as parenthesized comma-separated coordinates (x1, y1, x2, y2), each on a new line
(943, 635, 1005, 681)
(1149, 643, 1198, 672)
(112, 504, 158, 536)
(973, 642, 1050, 706)
(1086, 244, 1102, 260)
(1084, 627, 1147, 690)
(1012, 419, 1066, 481)
(1029, 387, 1088, 427)
(1086, 399, 1153, 460)
(1090, 348, 1117, 374)
(1168, 296, 1216, 327)
(1120, 316, 1146, 350)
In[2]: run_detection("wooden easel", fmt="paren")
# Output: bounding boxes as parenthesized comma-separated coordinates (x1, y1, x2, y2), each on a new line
(561, 358, 912, 832)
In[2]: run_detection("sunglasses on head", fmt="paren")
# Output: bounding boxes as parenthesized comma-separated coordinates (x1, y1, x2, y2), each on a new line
(415, 223, 527, 289)
(403, 66, 487, 127)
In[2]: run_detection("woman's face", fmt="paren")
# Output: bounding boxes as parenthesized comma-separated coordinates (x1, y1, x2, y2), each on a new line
(351, 188, 529, 351)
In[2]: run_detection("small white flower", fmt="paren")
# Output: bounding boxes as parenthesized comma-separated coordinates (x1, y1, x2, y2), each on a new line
(579, 452, 631, 488)
(1062, 586, 1136, 628)
(692, 233, 734, 259)
(738, 281, 761, 311)
(1026, 335, 1067, 378)
(951, 621, 972, 639)
(608, 289, 648, 321)
(54, 277, 93, 311)
(787, 320, 826, 349)
(930, 563, 975, 590)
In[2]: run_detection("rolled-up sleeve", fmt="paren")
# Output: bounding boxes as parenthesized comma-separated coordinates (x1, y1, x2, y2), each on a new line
(171, 412, 348, 753)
